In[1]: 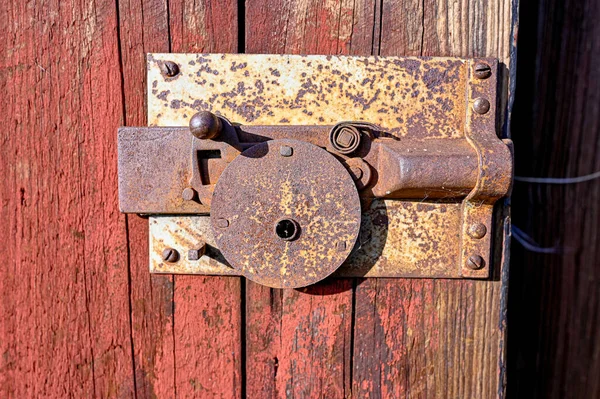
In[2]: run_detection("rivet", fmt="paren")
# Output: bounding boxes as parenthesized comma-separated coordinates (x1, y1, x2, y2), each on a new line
(189, 111, 222, 140)
(473, 98, 491, 114)
(474, 63, 492, 79)
(215, 218, 230, 229)
(182, 187, 197, 201)
(280, 146, 293, 157)
(162, 248, 180, 263)
(159, 61, 180, 77)
(467, 223, 487, 239)
(466, 255, 485, 270)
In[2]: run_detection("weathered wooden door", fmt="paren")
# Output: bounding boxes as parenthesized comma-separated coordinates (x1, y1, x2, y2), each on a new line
(0, 0, 517, 397)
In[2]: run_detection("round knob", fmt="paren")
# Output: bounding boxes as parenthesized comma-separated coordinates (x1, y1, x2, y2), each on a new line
(189, 111, 222, 140)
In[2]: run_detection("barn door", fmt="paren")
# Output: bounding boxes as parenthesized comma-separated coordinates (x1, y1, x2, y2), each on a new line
(0, 0, 517, 397)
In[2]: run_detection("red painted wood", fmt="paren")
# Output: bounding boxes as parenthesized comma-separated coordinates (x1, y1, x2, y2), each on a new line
(244, 1, 374, 396)
(117, 1, 176, 396)
(0, 0, 134, 397)
(167, 1, 243, 397)
(0, 0, 516, 396)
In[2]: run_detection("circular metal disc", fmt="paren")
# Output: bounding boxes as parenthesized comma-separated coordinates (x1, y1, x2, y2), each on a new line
(211, 139, 361, 288)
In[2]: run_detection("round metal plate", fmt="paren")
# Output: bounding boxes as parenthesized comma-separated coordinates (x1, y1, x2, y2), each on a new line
(211, 139, 361, 288)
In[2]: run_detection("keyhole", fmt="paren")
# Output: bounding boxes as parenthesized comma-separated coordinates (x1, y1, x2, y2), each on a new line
(275, 219, 300, 241)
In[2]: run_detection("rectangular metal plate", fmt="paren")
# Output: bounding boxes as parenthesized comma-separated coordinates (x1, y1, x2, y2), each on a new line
(145, 53, 501, 278)
(150, 199, 462, 278)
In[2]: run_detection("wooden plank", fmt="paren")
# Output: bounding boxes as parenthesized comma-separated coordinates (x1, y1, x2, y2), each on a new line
(509, 0, 600, 397)
(244, 0, 516, 398)
(165, 1, 243, 397)
(0, 0, 134, 397)
(116, 0, 176, 397)
(352, 1, 515, 397)
(244, 1, 374, 397)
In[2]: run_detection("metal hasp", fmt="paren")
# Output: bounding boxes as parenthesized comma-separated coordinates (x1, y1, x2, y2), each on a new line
(117, 54, 513, 288)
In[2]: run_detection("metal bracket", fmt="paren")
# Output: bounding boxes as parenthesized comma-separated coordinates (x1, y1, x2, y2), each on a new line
(117, 54, 513, 288)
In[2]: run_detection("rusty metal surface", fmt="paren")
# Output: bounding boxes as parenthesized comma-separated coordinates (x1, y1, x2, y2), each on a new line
(460, 60, 513, 278)
(210, 139, 362, 288)
(147, 53, 469, 138)
(150, 199, 462, 278)
(119, 123, 485, 213)
(135, 53, 513, 282)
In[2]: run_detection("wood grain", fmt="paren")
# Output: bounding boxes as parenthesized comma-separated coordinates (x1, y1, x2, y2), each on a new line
(509, 0, 600, 397)
(0, 0, 520, 397)
(244, 0, 516, 398)
(166, 1, 243, 397)
(117, 0, 176, 397)
(244, 1, 373, 396)
(0, 0, 134, 397)
(349, 2, 515, 397)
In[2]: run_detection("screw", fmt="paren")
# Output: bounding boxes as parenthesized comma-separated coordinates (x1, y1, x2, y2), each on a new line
(280, 145, 293, 157)
(182, 187, 197, 201)
(162, 248, 180, 263)
(188, 241, 207, 261)
(189, 111, 222, 140)
(466, 255, 485, 270)
(215, 218, 230, 229)
(474, 63, 492, 79)
(159, 61, 180, 77)
(473, 98, 491, 114)
(467, 222, 487, 239)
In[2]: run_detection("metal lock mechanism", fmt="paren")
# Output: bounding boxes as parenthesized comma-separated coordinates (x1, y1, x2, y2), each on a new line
(118, 54, 513, 288)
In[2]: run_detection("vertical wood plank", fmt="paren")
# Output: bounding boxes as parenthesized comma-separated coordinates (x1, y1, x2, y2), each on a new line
(117, 0, 176, 397)
(167, 1, 243, 397)
(244, 1, 374, 397)
(0, 0, 135, 397)
(352, 1, 515, 398)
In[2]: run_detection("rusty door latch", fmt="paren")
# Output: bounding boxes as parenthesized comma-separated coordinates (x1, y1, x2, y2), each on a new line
(117, 54, 513, 288)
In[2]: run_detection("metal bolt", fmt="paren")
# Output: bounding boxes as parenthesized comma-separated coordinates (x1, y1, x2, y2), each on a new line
(188, 241, 207, 261)
(337, 130, 356, 148)
(159, 61, 180, 77)
(466, 255, 485, 270)
(280, 145, 293, 157)
(474, 63, 492, 79)
(162, 248, 180, 263)
(189, 111, 222, 140)
(330, 124, 361, 154)
(467, 222, 487, 239)
(473, 98, 491, 114)
(215, 218, 230, 229)
(182, 187, 197, 201)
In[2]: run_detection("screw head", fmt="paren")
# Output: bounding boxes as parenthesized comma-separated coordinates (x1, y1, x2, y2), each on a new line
(280, 145, 293, 157)
(473, 98, 491, 114)
(162, 248, 180, 263)
(466, 255, 485, 270)
(182, 187, 197, 201)
(159, 61, 180, 77)
(467, 222, 487, 239)
(189, 111, 222, 140)
(474, 63, 492, 79)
